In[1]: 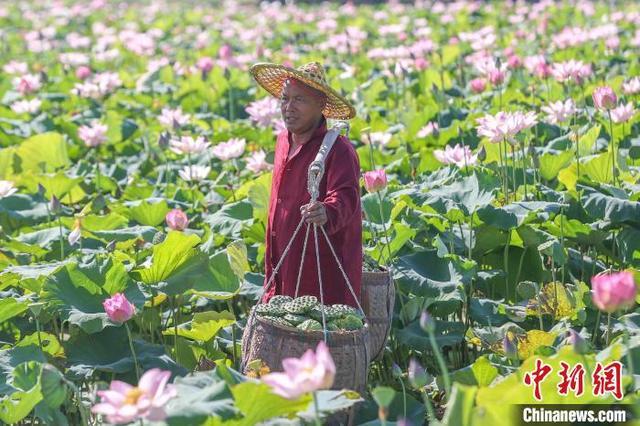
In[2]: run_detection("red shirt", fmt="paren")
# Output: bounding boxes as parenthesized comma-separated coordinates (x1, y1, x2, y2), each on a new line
(263, 117, 362, 306)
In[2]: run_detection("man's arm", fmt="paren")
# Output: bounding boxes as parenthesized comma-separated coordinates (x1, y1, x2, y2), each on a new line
(320, 141, 361, 236)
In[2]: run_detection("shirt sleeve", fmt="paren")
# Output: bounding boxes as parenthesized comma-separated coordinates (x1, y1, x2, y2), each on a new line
(321, 139, 361, 236)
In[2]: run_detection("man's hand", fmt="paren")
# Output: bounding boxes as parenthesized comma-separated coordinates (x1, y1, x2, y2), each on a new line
(300, 201, 328, 226)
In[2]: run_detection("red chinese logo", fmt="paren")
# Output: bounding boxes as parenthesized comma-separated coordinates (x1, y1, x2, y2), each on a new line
(523, 359, 623, 401)
(524, 359, 553, 401)
(592, 361, 623, 400)
(557, 361, 585, 397)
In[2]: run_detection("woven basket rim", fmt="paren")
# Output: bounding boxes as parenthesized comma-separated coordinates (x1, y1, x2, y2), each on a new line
(254, 314, 370, 340)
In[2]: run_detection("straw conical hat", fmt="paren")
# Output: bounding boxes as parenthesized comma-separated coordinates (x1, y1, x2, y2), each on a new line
(249, 61, 356, 120)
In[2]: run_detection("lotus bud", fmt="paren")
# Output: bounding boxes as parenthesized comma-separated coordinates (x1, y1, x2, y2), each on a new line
(567, 329, 589, 354)
(503, 335, 518, 360)
(408, 358, 428, 389)
(158, 131, 170, 149)
(419, 310, 435, 334)
(392, 362, 403, 379)
(49, 195, 61, 215)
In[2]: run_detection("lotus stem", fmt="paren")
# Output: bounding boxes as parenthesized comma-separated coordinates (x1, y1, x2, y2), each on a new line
(422, 390, 437, 424)
(504, 231, 511, 302)
(592, 309, 602, 346)
(399, 377, 407, 419)
(312, 391, 322, 426)
(376, 190, 393, 266)
(57, 215, 65, 261)
(227, 298, 237, 369)
(125, 322, 141, 381)
(623, 328, 635, 391)
(607, 110, 616, 186)
(428, 329, 451, 397)
(606, 313, 612, 346)
(510, 143, 517, 199)
(521, 140, 528, 200)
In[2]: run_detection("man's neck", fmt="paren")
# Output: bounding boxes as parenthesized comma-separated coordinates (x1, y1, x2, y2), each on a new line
(291, 116, 323, 146)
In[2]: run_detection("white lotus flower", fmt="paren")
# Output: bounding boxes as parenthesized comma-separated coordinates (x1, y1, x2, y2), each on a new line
(158, 107, 191, 129)
(169, 135, 210, 155)
(0, 180, 18, 198)
(178, 165, 211, 182)
(11, 98, 42, 114)
(211, 138, 246, 160)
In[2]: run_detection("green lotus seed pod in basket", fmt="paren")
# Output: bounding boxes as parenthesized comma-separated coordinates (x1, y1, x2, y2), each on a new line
(262, 316, 294, 328)
(283, 313, 307, 325)
(297, 318, 323, 331)
(255, 303, 286, 317)
(269, 295, 293, 306)
(335, 314, 363, 331)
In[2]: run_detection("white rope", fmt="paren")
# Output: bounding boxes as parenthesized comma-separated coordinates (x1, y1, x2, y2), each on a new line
(313, 224, 329, 343)
(319, 225, 366, 317)
(261, 215, 306, 302)
(294, 222, 311, 298)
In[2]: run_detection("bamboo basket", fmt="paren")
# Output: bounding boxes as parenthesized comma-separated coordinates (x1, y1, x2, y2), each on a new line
(241, 312, 371, 395)
(360, 268, 395, 361)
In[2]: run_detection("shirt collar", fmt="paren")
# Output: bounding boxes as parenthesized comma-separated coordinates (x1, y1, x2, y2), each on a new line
(287, 115, 327, 147)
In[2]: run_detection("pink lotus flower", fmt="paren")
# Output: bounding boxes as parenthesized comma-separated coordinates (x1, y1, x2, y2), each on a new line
(103, 293, 136, 323)
(158, 107, 191, 129)
(246, 149, 272, 173)
(92, 368, 177, 424)
(245, 97, 281, 128)
(0, 180, 17, 198)
(76, 65, 92, 80)
(541, 99, 576, 124)
(551, 60, 591, 84)
(414, 57, 429, 71)
(605, 36, 620, 51)
(507, 55, 522, 69)
(364, 132, 392, 146)
(217, 44, 239, 69)
(534, 62, 552, 79)
(476, 111, 537, 143)
(78, 120, 108, 147)
(592, 86, 617, 110)
(93, 71, 122, 94)
(211, 138, 246, 160)
(12, 74, 41, 94)
(165, 209, 189, 231)
(196, 56, 214, 75)
(470, 78, 487, 93)
(169, 135, 210, 155)
(611, 102, 635, 123)
(434, 144, 478, 168)
(363, 169, 388, 193)
(417, 122, 439, 138)
(488, 68, 505, 85)
(591, 271, 637, 313)
(11, 98, 41, 114)
(261, 341, 336, 399)
(3, 60, 28, 75)
(71, 72, 122, 99)
(622, 77, 640, 95)
(523, 55, 546, 74)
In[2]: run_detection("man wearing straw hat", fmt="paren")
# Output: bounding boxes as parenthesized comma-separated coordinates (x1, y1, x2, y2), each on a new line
(250, 61, 362, 307)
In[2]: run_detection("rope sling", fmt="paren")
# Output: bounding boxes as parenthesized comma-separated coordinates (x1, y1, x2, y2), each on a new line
(246, 120, 366, 348)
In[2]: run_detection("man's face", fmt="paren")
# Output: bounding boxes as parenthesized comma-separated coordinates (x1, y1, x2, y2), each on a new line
(279, 79, 326, 135)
